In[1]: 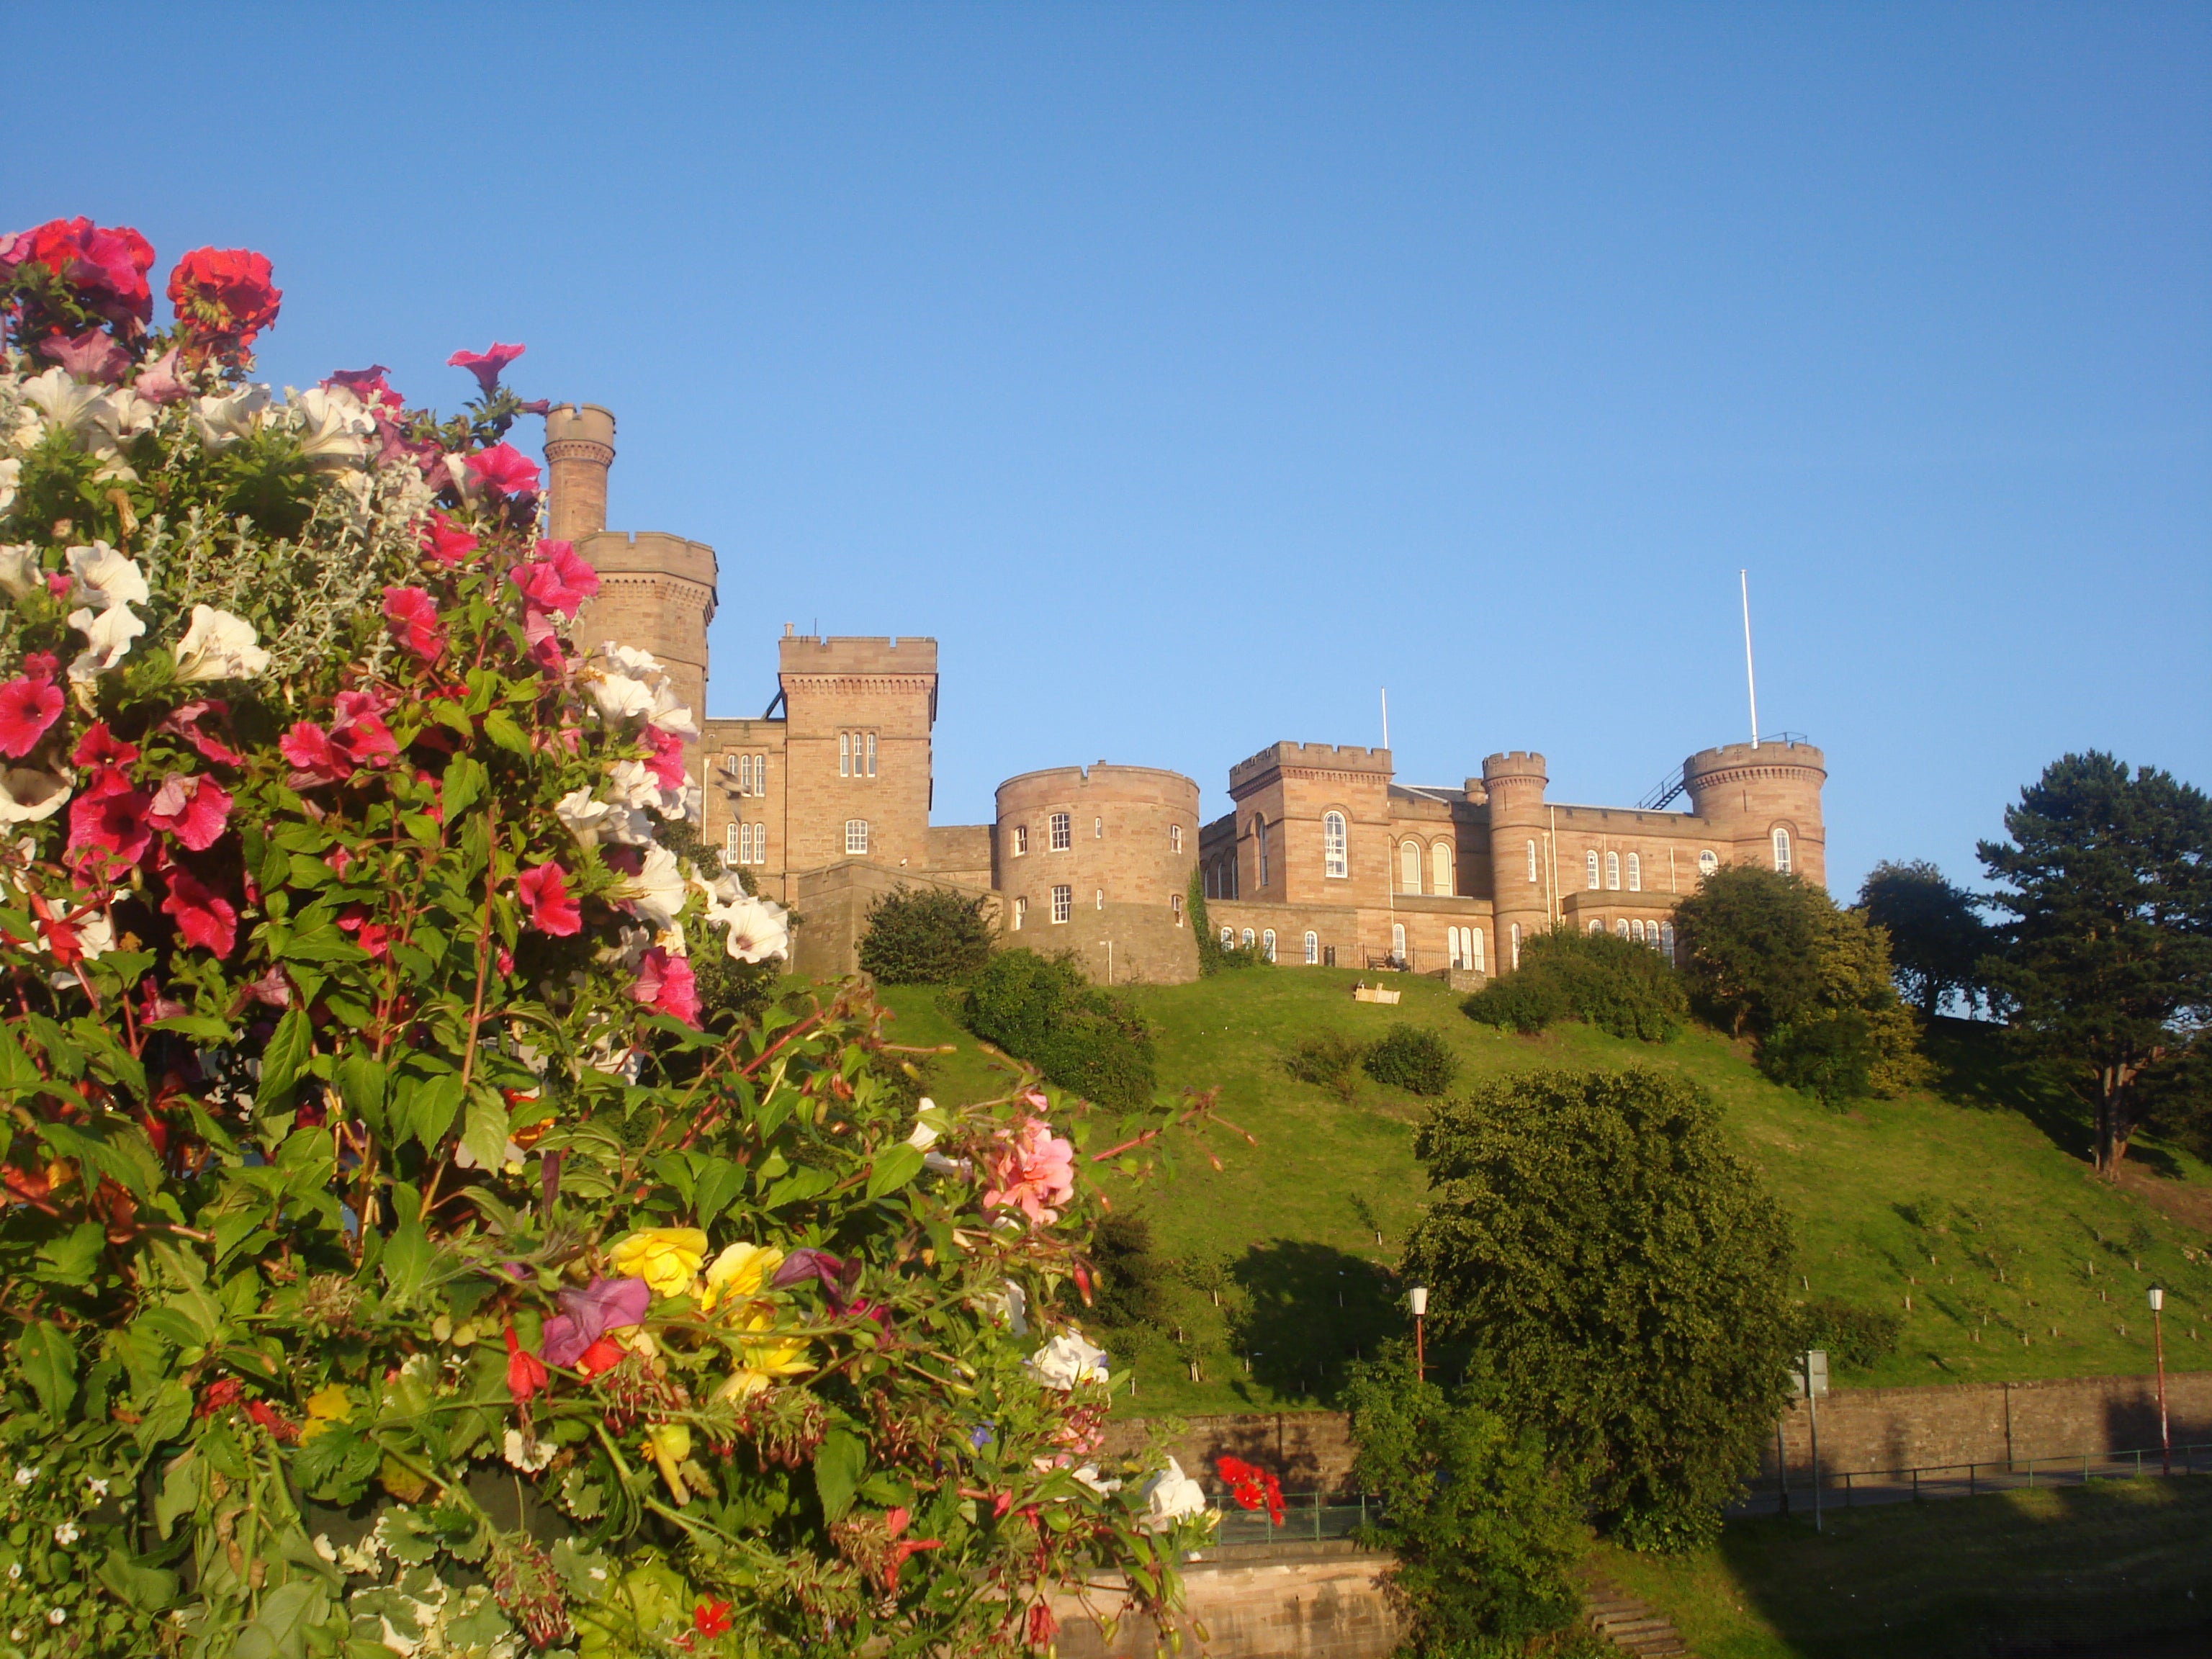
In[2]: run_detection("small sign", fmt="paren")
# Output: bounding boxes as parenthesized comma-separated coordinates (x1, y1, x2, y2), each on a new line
(1794, 1350, 1829, 1399)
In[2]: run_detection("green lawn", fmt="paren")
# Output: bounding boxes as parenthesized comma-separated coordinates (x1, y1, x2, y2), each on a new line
(1593, 1478, 2212, 1659)
(875, 968, 2212, 1418)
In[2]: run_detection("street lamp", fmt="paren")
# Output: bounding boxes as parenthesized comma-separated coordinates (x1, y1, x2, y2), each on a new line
(2149, 1287, 2170, 1476)
(1408, 1287, 1428, 1382)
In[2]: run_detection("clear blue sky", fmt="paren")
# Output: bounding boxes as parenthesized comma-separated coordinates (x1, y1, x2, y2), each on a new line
(18, 4, 2207, 897)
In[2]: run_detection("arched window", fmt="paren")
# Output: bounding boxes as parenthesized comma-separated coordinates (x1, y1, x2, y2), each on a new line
(1094, 817, 1103, 839)
(1660, 921, 1676, 959)
(1605, 850, 1620, 891)
(1589, 919, 1603, 935)
(1169, 824, 1182, 854)
(1631, 919, 1645, 943)
(1220, 925, 1233, 948)
(1698, 848, 1718, 877)
(844, 819, 868, 855)
(1586, 850, 1600, 889)
(1470, 927, 1483, 971)
(1616, 919, 1631, 939)
(1240, 927, 1255, 949)
(1526, 840, 1538, 883)
(1627, 853, 1641, 892)
(1171, 892, 1184, 924)
(1256, 817, 1270, 888)
(1392, 922, 1406, 961)
(1095, 889, 1104, 910)
(737, 754, 752, 794)
(1772, 827, 1792, 873)
(724, 822, 739, 863)
(1510, 922, 1521, 967)
(1303, 930, 1318, 964)
(1400, 840, 1422, 894)
(1262, 929, 1277, 962)
(1431, 841, 1454, 896)
(1323, 811, 1348, 878)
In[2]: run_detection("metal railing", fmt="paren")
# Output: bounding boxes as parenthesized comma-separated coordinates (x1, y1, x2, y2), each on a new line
(1200, 1491, 1376, 1550)
(1731, 1443, 2211, 1516)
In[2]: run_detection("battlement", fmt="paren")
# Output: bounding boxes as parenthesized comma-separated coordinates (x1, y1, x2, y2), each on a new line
(777, 635, 940, 678)
(1228, 741, 1393, 788)
(1480, 750, 1547, 778)
(575, 530, 717, 588)
(1683, 739, 1825, 784)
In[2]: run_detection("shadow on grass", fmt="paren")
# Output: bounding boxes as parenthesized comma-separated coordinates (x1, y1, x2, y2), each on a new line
(1923, 1017, 2099, 1167)
(1713, 1478, 2212, 1659)
(1228, 1238, 1408, 1407)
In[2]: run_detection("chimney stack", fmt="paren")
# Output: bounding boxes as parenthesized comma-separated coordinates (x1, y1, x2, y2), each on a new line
(543, 403, 616, 542)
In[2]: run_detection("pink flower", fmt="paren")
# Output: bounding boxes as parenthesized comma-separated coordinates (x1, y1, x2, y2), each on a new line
(37, 330, 130, 384)
(447, 341, 525, 397)
(337, 906, 391, 961)
(517, 861, 582, 936)
(981, 1118, 1076, 1228)
(419, 511, 479, 567)
(71, 721, 138, 769)
(332, 691, 398, 768)
(382, 586, 445, 662)
(241, 966, 290, 1009)
(323, 365, 403, 419)
(159, 866, 236, 956)
(464, 443, 539, 497)
(67, 770, 152, 870)
(642, 724, 687, 791)
(133, 347, 190, 405)
(0, 671, 63, 758)
(509, 541, 598, 616)
(161, 702, 243, 768)
(145, 773, 232, 852)
(0, 218, 155, 334)
(629, 947, 700, 1025)
(279, 721, 348, 786)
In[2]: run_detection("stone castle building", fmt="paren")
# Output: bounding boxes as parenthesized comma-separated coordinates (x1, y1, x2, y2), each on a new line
(545, 405, 1827, 984)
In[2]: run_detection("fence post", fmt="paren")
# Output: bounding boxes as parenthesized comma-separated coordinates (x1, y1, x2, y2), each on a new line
(1969, 1462, 1976, 1498)
(1912, 1467, 1920, 1504)
(1844, 1470, 1853, 1509)
(1313, 1489, 1322, 1542)
(2028, 1457, 2035, 1490)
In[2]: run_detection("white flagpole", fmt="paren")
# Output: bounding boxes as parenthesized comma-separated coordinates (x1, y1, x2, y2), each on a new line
(1380, 687, 1390, 752)
(1740, 570, 1760, 750)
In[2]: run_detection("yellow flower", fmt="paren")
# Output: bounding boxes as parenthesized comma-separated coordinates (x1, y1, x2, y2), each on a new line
(712, 1310, 813, 1403)
(698, 1241, 785, 1315)
(298, 1384, 353, 1442)
(608, 1228, 707, 1298)
(644, 1421, 693, 1503)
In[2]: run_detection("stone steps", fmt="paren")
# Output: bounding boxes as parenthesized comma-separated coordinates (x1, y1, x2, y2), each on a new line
(1580, 1570, 1695, 1658)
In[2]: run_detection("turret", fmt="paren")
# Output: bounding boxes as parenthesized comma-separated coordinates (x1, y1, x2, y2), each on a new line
(1482, 752, 1549, 968)
(1682, 739, 1827, 888)
(543, 403, 616, 542)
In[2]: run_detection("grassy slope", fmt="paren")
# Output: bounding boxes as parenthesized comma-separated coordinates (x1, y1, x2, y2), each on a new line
(876, 968, 2212, 1419)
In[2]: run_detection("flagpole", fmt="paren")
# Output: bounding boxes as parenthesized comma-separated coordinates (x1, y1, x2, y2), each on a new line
(1740, 570, 1760, 750)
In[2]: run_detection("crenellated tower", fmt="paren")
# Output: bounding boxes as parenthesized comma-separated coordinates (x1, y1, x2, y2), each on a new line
(1682, 739, 1827, 887)
(1481, 751, 1549, 968)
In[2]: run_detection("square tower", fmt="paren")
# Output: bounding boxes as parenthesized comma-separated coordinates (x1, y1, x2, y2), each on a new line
(777, 637, 938, 876)
(1225, 742, 1395, 907)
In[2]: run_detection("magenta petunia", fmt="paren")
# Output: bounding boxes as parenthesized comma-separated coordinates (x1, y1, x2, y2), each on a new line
(509, 540, 598, 618)
(39, 330, 130, 384)
(382, 585, 445, 662)
(541, 1275, 650, 1367)
(629, 946, 700, 1026)
(642, 724, 687, 791)
(67, 770, 153, 870)
(418, 511, 479, 567)
(464, 442, 539, 497)
(0, 674, 63, 759)
(516, 861, 582, 936)
(159, 866, 237, 956)
(446, 341, 525, 397)
(145, 773, 233, 852)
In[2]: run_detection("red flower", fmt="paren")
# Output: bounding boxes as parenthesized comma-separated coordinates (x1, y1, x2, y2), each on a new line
(194, 1377, 243, 1418)
(419, 511, 479, 567)
(0, 217, 155, 334)
(0, 672, 63, 758)
(692, 1599, 734, 1638)
(575, 1335, 625, 1379)
(68, 770, 153, 870)
(71, 720, 138, 770)
(629, 947, 700, 1026)
(642, 724, 687, 791)
(382, 585, 446, 662)
(464, 443, 540, 497)
(336, 907, 392, 961)
(160, 702, 243, 768)
(145, 773, 232, 851)
(167, 248, 281, 361)
(516, 861, 582, 936)
(281, 692, 397, 788)
(323, 365, 403, 419)
(503, 1325, 547, 1403)
(447, 341, 525, 397)
(244, 1398, 298, 1444)
(280, 720, 347, 786)
(161, 866, 237, 957)
(510, 541, 598, 616)
(1215, 1456, 1285, 1525)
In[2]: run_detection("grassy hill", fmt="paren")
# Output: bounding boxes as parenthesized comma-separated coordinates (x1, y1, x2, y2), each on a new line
(874, 966, 2212, 1418)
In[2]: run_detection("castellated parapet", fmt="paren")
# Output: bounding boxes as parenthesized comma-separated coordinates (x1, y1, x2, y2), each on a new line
(573, 531, 718, 733)
(1229, 742, 1393, 793)
(543, 403, 616, 542)
(1683, 739, 1827, 888)
(995, 764, 1200, 984)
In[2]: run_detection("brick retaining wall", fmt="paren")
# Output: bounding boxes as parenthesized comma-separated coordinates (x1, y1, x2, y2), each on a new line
(1055, 1542, 1399, 1659)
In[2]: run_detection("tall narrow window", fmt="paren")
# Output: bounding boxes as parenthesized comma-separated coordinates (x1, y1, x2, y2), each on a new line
(1660, 922, 1675, 959)
(1616, 919, 1631, 939)
(750, 824, 765, 864)
(844, 819, 868, 855)
(1051, 885, 1072, 923)
(1586, 850, 1601, 889)
(1256, 817, 1270, 888)
(1605, 850, 1620, 891)
(1241, 928, 1254, 949)
(1431, 842, 1454, 896)
(838, 732, 850, 777)
(1631, 919, 1645, 943)
(1471, 928, 1484, 971)
(1049, 812, 1071, 851)
(1170, 824, 1183, 854)
(1220, 925, 1234, 948)
(1262, 929, 1277, 962)
(1511, 922, 1522, 967)
(1392, 922, 1406, 961)
(1094, 817, 1103, 839)
(865, 732, 876, 777)
(1589, 920, 1603, 935)
(1171, 892, 1184, 925)
(1627, 853, 1641, 892)
(756, 755, 768, 792)
(1013, 896, 1026, 930)
(1526, 840, 1537, 883)
(1094, 889, 1104, 910)
(724, 822, 739, 863)
(1698, 849, 1718, 877)
(1400, 840, 1421, 895)
(1323, 811, 1348, 879)
(737, 754, 752, 794)
(1303, 930, 1318, 963)
(1772, 827, 1792, 873)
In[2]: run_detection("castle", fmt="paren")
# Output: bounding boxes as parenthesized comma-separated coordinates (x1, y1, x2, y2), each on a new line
(545, 405, 1827, 984)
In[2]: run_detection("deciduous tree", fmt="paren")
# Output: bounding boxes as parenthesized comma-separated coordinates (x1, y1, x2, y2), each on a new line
(1858, 859, 1989, 1017)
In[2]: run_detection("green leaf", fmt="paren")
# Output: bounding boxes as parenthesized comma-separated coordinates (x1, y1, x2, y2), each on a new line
(441, 755, 489, 820)
(482, 710, 529, 755)
(15, 1321, 76, 1421)
(401, 1070, 464, 1151)
(0, 1021, 45, 1093)
(292, 1424, 379, 1505)
(814, 1426, 866, 1521)
(763, 1166, 838, 1210)
(153, 1447, 202, 1538)
(691, 1157, 745, 1231)
(380, 1216, 431, 1309)
(231, 1579, 330, 1659)
(336, 1053, 388, 1136)
(256, 1008, 314, 1110)
(459, 1089, 511, 1173)
(32, 1222, 105, 1287)
(94, 1551, 179, 1612)
(148, 1012, 235, 1043)
(864, 1143, 926, 1201)
(135, 1379, 192, 1452)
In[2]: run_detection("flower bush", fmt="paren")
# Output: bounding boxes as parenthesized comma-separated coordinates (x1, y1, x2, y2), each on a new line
(0, 219, 1225, 1659)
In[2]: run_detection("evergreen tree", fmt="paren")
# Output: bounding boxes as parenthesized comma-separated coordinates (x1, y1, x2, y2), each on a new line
(1858, 859, 1989, 1017)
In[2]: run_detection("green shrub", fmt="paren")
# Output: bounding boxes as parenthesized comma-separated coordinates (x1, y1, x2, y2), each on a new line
(1364, 1024, 1458, 1096)
(1462, 927, 1684, 1042)
(858, 884, 995, 984)
(1343, 1357, 1587, 1656)
(1287, 1030, 1369, 1100)
(1084, 1212, 1172, 1331)
(1463, 969, 1573, 1035)
(1761, 1011, 1876, 1103)
(1791, 1295, 1905, 1371)
(950, 948, 1159, 1109)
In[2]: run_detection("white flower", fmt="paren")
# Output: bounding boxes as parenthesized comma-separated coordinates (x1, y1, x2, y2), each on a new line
(89, 390, 156, 453)
(501, 1429, 557, 1473)
(68, 601, 146, 680)
(291, 385, 375, 468)
(20, 368, 107, 444)
(706, 891, 790, 964)
(312, 1533, 337, 1564)
(83, 1477, 109, 1500)
(0, 770, 72, 825)
(1074, 1463, 1122, 1496)
(171, 605, 270, 682)
(611, 844, 688, 930)
(12, 1465, 36, 1487)
(66, 541, 149, 611)
(585, 644, 698, 736)
(1139, 1457, 1210, 1532)
(585, 668, 657, 724)
(190, 384, 269, 449)
(48, 905, 113, 989)
(1025, 1331, 1110, 1391)
(46, 1609, 65, 1626)
(979, 1279, 1028, 1337)
(0, 458, 17, 518)
(555, 786, 652, 848)
(905, 1100, 943, 1151)
(0, 544, 40, 601)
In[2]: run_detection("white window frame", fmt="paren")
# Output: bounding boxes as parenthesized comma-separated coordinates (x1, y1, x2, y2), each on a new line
(1014, 896, 1026, 930)
(1172, 892, 1184, 925)
(724, 822, 739, 863)
(1262, 928, 1276, 962)
(1014, 824, 1028, 857)
(1472, 927, 1484, 971)
(1401, 840, 1421, 895)
(1392, 922, 1406, 961)
(1526, 840, 1537, 883)
(1606, 850, 1621, 891)
(1432, 841, 1453, 896)
(1256, 817, 1270, 888)
(1586, 850, 1600, 889)
(839, 732, 850, 777)
(1511, 922, 1521, 967)
(1627, 853, 1641, 892)
(1699, 848, 1719, 877)
(844, 819, 868, 856)
(1051, 884, 1072, 924)
(1589, 919, 1604, 935)
(1660, 922, 1675, 959)
(1220, 925, 1234, 948)
(1049, 812, 1071, 852)
(1169, 824, 1183, 854)
(1095, 889, 1104, 910)
(1323, 811, 1348, 879)
(1617, 919, 1631, 939)
(1303, 930, 1318, 964)
(1773, 827, 1792, 873)
(1631, 919, 1645, 943)
(1241, 927, 1255, 949)
(865, 732, 876, 778)
(1094, 817, 1103, 840)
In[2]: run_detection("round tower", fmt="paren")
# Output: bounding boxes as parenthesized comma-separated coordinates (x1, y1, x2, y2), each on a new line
(1682, 739, 1827, 889)
(994, 764, 1200, 984)
(1482, 752, 1549, 970)
(543, 403, 616, 543)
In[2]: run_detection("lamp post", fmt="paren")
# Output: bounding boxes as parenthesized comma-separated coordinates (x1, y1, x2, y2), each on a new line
(2149, 1286, 2170, 1476)
(1408, 1287, 1428, 1383)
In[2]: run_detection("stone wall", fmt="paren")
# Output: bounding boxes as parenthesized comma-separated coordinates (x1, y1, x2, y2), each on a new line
(1054, 1542, 1399, 1659)
(994, 765, 1199, 984)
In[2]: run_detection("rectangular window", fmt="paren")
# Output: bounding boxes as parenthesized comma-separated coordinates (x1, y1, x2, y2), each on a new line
(866, 732, 877, 778)
(1014, 824, 1029, 856)
(839, 733, 850, 778)
(1172, 892, 1184, 924)
(1049, 812, 1071, 851)
(845, 819, 868, 855)
(1013, 896, 1025, 930)
(1094, 817, 1103, 839)
(1170, 824, 1182, 854)
(724, 822, 739, 863)
(1527, 840, 1538, 883)
(1051, 884, 1071, 924)
(1095, 889, 1104, 909)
